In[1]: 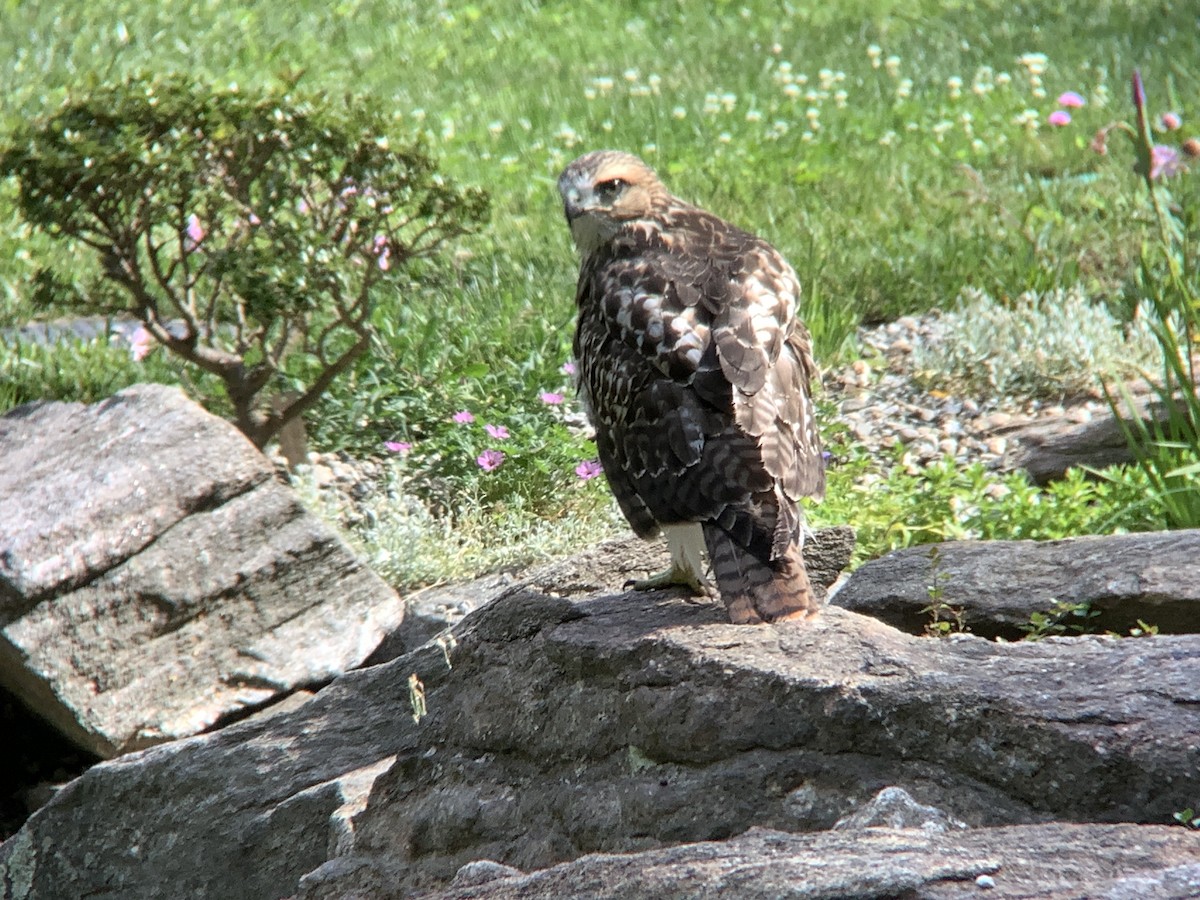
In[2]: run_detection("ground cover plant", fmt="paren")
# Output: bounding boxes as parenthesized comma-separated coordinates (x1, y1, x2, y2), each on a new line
(1, 1, 1198, 586)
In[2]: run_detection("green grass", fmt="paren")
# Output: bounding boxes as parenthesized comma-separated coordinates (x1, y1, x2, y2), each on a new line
(3, 1, 1197, 344)
(1, 1, 1197, 586)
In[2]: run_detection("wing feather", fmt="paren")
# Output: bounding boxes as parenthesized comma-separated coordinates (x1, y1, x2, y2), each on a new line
(572, 201, 823, 558)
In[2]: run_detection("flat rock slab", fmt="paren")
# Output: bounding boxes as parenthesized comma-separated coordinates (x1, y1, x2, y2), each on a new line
(369, 526, 858, 663)
(0, 384, 403, 757)
(832, 531, 1200, 639)
(410, 823, 1200, 900)
(3, 545, 1198, 900)
(1000, 382, 1190, 485)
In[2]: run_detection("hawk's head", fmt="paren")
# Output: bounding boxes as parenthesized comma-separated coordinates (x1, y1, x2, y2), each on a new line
(558, 150, 670, 254)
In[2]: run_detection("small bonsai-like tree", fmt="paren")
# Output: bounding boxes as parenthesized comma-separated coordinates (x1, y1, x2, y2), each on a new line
(1, 74, 488, 448)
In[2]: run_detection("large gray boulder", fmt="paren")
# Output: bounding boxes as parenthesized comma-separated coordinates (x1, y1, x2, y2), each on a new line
(2, 536, 1198, 899)
(407, 823, 1200, 900)
(832, 531, 1200, 639)
(0, 384, 403, 757)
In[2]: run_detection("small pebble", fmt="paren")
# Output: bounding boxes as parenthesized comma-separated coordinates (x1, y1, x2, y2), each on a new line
(975, 874, 996, 889)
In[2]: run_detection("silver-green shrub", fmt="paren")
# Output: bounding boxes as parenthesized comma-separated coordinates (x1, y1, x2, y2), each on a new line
(912, 286, 1160, 399)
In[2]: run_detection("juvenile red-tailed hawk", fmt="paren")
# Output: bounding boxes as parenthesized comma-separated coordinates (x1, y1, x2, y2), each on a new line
(558, 150, 825, 625)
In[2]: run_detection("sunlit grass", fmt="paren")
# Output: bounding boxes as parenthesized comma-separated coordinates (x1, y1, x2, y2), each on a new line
(3, 1, 1197, 349)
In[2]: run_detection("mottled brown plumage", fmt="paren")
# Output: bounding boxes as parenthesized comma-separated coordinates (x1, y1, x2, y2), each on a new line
(558, 150, 824, 624)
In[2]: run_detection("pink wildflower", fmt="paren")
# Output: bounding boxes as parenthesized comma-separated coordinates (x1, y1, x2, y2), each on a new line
(574, 459, 603, 480)
(452, 410, 475, 424)
(539, 391, 564, 405)
(561, 361, 577, 376)
(1161, 112, 1182, 131)
(372, 235, 391, 271)
(184, 214, 205, 252)
(129, 325, 154, 362)
(1047, 110, 1072, 127)
(476, 449, 505, 472)
(484, 424, 510, 440)
(384, 440, 412, 455)
(1057, 91, 1086, 108)
(1149, 144, 1184, 180)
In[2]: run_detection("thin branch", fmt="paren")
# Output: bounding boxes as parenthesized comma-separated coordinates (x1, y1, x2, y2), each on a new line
(267, 326, 372, 440)
(141, 228, 197, 334)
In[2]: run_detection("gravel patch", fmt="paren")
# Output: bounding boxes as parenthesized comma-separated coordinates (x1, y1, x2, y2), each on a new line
(827, 313, 1111, 474)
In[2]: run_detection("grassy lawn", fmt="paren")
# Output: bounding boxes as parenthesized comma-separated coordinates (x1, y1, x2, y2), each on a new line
(1, 1, 1197, 586)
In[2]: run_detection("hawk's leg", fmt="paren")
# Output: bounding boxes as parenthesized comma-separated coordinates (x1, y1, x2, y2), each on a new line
(630, 523, 714, 595)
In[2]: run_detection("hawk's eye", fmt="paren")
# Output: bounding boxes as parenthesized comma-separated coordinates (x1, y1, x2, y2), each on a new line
(594, 178, 628, 202)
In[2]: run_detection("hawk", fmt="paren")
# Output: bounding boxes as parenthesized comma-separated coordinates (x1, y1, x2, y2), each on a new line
(557, 150, 825, 625)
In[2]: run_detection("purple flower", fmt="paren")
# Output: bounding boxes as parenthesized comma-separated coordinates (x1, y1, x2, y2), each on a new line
(484, 423, 510, 440)
(561, 361, 577, 376)
(184, 214, 205, 252)
(574, 459, 603, 480)
(1057, 91, 1086, 108)
(452, 410, 475, 424)
(539, 391, 565, 405)
(129, 325, 154, 362)
(1161, 111, 1182, 131)
(476, 449, 505, 472)
(1149, 144, 1184, 180)
(384, 440, 412, 455)
(1047, 110, 1072, 127)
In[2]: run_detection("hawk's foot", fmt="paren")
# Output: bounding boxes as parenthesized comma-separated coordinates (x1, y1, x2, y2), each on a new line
(626, 524, 714, 596)
(627, 563, 712, 596)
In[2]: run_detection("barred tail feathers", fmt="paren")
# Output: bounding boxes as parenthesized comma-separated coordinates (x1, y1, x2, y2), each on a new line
(703, 523, 819, 624)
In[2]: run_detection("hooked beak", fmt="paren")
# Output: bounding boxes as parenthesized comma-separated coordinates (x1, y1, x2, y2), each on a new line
(561, 187, 586, 222)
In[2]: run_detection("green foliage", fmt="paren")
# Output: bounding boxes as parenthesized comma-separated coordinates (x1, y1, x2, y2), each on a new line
(292, 455, 621, 590)
(1, 73, 487, 446)
(811, 439, 1165, 564)
(1019, 599, 1100, 641)
(1175, 808, 1199, 829)
(912, 286, 1160, 400)
(1125, 619, 1158, 638)
(1101, 71, 1200, 528)
(0, 334, 187, 410)
(3, 1, 1199, 360)
(920, 544, 969, 637)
